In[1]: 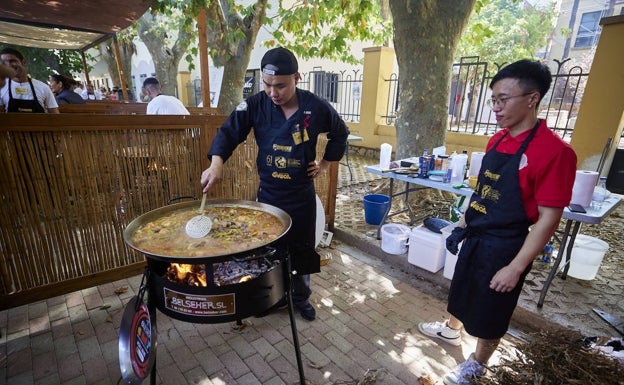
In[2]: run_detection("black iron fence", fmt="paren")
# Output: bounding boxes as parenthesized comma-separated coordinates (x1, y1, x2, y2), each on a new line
(381, 56, 590, 139)
(443, 56, 589, 139)
(295, 70, 363, 123)
(187, 57, 594, 139)
(298, 57, 590, 139)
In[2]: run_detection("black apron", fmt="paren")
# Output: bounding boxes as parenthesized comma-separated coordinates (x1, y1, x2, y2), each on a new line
(255, 101, 320, 280)
(448, 122, 538, 339)
(7, 78, 46, 113)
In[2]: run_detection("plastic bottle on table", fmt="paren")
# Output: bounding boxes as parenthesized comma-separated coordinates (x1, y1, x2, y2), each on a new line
(444, 151, 456, 183)
(380, 143, 392, 170)
(591, 177, 608, 211)
(451, 152, 468, 185)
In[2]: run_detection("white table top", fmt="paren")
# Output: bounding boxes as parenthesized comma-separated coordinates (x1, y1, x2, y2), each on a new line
(347, 134, 363, 142)
(366, 163, 622, 224)
(365, 164, 474, 197)
(562, 194, 622, 224)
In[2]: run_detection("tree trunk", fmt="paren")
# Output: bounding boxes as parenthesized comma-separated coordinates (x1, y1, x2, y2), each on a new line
(390, 0, 476, 159)
(138, 13, 192, 97)
(205, 0, 268, 114)
(100, 41, 134, 96)
(217, 48, 253, 115)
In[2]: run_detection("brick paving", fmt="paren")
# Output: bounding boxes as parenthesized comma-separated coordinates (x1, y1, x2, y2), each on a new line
(0, 248, 519, 385)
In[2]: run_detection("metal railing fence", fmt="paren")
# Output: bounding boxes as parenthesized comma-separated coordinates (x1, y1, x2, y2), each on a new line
(188, 57, 594, 139)
(386, 56, 590, 139)
(297, 70, 363, 122)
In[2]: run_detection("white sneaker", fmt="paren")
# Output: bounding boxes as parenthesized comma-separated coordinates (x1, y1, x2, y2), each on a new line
(418, 320, 462, 346)
(443, 353, 485, 385)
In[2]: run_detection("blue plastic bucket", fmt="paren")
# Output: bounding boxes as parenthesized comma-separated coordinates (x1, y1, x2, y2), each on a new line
(363, 194, 390, 225)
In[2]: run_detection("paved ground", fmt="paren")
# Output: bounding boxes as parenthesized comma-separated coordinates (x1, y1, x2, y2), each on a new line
(0, 152, 621, 385)
(336, 152, 624, 338)
(0, 245, 520, 385)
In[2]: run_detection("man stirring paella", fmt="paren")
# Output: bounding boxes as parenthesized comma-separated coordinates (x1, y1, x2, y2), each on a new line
(201, 47, 349, 321)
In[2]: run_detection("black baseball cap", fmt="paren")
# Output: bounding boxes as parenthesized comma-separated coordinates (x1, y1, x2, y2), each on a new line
(261, 47, 298, 76)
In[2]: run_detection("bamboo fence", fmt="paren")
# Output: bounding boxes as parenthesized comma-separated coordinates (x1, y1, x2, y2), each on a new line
(0, 114, 337, 309)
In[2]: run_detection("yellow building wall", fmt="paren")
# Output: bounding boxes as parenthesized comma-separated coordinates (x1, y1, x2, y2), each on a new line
(570, 15, 624, 173)
(347, 47, 398, 151)
(177, 71, 191, 106)
(346, 47, 490, 160)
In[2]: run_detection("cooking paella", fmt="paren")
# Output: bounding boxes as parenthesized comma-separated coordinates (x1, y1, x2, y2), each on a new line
(131, 205, 285, 257)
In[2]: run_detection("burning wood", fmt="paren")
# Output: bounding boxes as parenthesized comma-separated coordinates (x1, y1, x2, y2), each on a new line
(165, 257, 280, 287)
(166, 263, 208, 287)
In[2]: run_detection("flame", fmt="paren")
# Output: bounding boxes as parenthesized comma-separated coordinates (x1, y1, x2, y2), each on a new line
(167, 263, 208, 287)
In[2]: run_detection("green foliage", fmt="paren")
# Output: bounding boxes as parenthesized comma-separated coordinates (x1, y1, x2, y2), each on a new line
(270, 0, 392, 64)
(148, 0, 392, 66)
(559, 27, 572, 39)
(0, 45, 89, 80)
(456, 0, 556, 65)
(141, 3, 199, 71)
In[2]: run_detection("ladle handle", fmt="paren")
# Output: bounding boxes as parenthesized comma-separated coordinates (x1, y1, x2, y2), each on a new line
(199, 193, 207, 213)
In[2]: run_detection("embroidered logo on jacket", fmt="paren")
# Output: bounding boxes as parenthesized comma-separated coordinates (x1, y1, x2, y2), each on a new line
(235, 101, 248, 111)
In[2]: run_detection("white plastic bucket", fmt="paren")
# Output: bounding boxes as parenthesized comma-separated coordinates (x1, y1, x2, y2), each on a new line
(381, 223, 410, 254)
(567, 234, 609, 280)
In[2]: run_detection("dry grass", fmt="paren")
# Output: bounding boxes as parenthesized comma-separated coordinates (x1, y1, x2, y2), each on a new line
(477, 331, 624, 385)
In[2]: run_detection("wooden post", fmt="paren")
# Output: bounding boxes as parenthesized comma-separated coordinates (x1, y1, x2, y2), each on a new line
(197, 8, 211, 107)
(113, 34, 129, 101)
(80, 51, 91, 85)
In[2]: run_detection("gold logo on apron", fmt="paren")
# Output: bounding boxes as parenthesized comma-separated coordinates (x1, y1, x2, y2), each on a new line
(275, 156, 287, 169)
(287, 159, 301, 167)
(273, 144, 292, 152)
(272, 172, 292, 180)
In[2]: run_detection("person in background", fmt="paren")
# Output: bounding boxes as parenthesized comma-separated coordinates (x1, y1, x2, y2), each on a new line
(142, 77, 189, 115)
(81, 82, 102, 100)
(109, 87, 119, 101)
(73, 81, 84, 95)
(49, 74, 86, 105)
(0, 47, 59, 113)
(417, 59, 577, 385)
(0, 63, 15, 89)
(99, 86, 109, 100)
(200, 47, 349, 321)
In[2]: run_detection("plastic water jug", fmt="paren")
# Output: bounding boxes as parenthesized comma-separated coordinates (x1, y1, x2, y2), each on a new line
(380, 143, 392, 170)
(450, 152, 468, 184)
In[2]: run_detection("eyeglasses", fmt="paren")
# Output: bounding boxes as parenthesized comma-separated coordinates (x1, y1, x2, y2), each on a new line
(486, 92, 534, 108)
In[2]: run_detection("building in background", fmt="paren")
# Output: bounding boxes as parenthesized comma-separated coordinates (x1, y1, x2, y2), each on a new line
(549, 0, 624, 64)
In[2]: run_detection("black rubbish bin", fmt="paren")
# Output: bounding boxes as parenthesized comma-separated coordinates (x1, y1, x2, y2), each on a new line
(606, 148, 624, 194)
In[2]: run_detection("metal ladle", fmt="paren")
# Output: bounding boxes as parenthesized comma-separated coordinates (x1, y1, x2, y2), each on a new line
(185, 193, 212, 238)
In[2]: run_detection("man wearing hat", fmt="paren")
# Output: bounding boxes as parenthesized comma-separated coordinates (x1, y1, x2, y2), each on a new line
(201, 47, 349, 321)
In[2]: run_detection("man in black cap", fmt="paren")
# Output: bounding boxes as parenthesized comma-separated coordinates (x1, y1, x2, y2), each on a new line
(201, 47, 349, 321)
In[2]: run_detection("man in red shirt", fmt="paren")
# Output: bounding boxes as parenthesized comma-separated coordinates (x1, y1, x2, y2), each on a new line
(419, 59, 577, 385)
